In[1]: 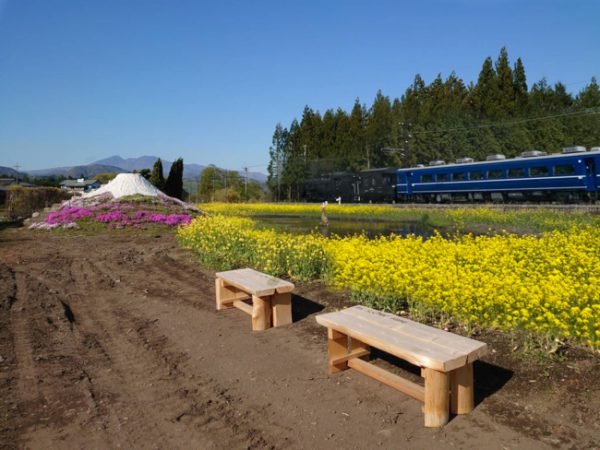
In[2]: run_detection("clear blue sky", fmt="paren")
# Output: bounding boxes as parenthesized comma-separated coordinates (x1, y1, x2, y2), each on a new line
(0, 0, 598, 172)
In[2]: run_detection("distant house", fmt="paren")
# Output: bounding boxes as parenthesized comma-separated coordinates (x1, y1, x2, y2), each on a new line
(60, 178, 101, 193)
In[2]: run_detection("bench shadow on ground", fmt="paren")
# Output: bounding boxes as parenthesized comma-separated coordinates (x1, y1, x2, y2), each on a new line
(291, 293, 325, 322)
(369, 348, 513, 411)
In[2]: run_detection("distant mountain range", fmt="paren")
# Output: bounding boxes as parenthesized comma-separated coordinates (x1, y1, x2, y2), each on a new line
(93, 156, 207, 178)
(27, 163, 125, 178)
(0, 166, 26, 178)
(7, 156, 267, 183)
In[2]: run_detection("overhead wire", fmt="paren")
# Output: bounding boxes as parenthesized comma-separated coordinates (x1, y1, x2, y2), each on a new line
(411, 108, 600, 135)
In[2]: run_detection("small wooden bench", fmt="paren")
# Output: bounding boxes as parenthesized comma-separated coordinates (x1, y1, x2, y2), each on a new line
(316, 305, 488, 427)
(215, 268, 294, 331)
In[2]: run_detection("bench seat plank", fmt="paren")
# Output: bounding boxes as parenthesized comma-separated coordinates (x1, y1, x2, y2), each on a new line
(316, 305, 487, 372)
(216, 268, 294, 297)
(343, 306, 488, 364)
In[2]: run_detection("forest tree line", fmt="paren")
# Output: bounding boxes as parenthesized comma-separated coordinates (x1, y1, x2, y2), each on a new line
(267, 48, 600, 200)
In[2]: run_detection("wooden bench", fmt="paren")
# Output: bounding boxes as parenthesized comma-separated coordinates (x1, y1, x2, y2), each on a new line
(316, 305, 488, 427)
(215, 268, 294, 331)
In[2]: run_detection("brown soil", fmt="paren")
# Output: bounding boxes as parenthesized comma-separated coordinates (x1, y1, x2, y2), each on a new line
(1, 226, 598, 450)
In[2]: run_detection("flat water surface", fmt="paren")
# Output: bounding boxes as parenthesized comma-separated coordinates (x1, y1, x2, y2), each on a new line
(254, 216, 441, 238)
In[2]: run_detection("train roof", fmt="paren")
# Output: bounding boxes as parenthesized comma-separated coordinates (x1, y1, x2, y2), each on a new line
(360, 167, 397, 174)
(400, 148, 600, 172)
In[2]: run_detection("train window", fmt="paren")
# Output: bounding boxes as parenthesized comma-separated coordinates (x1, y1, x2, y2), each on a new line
(508, 168, 526, 178)
(437, 173, 449, 182)
(530, 166, 549, 177)
(469, 171, 483, 180)
(554, 164, 575, 176)
(453, 172, 465, 181)
(421, 174, 433, 183)
(488, 169, 504, 179)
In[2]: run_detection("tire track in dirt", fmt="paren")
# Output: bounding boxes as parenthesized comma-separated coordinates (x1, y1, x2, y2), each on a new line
(58, 255, 284, 449)
(0, 263, 18, 450)
(7, 240, 300, 448)
(8, 268, 105, 449)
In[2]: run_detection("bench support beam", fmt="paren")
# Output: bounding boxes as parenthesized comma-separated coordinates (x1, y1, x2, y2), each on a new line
(233, 300, 253, 316)
(251, 295, 272, 331)
(215, 278, 250, 310)
(423, 368, 450, 427)
(330, 348, 370, 366)
(272, 292, 292, 327)
(351, 337, 370, 361)
(327, 329, 349, 373)
(348, 358, 425, 402)
(450, 362, 474, 415)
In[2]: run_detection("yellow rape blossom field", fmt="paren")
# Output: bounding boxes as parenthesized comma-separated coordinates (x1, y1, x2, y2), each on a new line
(178, 209, 600, 348)
(199, 202, 600, 232)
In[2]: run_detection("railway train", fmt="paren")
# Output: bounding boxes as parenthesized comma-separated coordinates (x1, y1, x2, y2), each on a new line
(304, 146, 600, 203)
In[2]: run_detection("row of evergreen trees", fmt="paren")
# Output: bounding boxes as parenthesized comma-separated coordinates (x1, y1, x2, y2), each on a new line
(267, 48, 600, 200)
(147, 157, 185, 200)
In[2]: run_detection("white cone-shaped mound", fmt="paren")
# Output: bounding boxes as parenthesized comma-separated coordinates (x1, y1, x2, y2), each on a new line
(84, 173, 163, 199)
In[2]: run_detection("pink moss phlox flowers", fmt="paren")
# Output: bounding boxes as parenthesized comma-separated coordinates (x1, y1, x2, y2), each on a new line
(36, 202, 193, 230)
(96, 211, 129, 223)
(47, 207, 94, 224)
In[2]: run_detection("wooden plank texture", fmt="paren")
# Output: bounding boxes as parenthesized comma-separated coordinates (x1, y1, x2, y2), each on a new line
(251, 295, 271, 331)
(450, 363, 474, 415)
(348, 358, 425, 402)
(344, 306, 487, 359)
(423, 368, 450, 427)
(216, 268, 294, 297)
(233, 300, 253, 316)
(327, 329, 349, 374)
(330, 348, 370, 366)
(271, 292, 292, 327)
(316, 306, 487, 372)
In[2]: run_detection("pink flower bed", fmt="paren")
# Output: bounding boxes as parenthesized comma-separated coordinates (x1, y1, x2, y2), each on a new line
(31, 204, 193, 230)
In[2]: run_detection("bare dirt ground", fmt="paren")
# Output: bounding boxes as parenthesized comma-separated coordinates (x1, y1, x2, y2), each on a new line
(1, 226, 599, 450)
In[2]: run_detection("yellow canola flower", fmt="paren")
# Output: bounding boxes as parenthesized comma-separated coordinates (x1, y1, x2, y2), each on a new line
(178, 215, 600, 348)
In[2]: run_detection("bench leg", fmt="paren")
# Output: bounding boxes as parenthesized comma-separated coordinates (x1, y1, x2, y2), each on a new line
(327, 329, 349, 374)
(215, 278, 236, 310)
(423, 368, 450, 427)
(271, 292, 292, 327)
(351, 337, 370, 361)
(450, 363, 474, 415)
(251, 295, 272, 331)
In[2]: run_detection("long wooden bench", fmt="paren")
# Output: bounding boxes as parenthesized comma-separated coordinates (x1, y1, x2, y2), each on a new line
(215, 268, 294, 331)
(316, 305, 488, 427)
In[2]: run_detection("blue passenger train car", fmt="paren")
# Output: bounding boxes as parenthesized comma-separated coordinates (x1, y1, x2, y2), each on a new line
(395, 147, 600, 203)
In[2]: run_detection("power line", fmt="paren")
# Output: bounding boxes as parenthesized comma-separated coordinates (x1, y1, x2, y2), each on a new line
(412, 108, 600, 136)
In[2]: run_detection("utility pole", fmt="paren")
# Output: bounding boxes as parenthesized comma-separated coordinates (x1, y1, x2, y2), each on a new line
(13, 163, 21, 184)
(276, 149, 281, 202)
(402, 121, 411, 168)
(244, 166, 248, 201)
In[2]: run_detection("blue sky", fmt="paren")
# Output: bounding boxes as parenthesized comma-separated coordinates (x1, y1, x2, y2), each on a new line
(0, 0, 598, 172)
